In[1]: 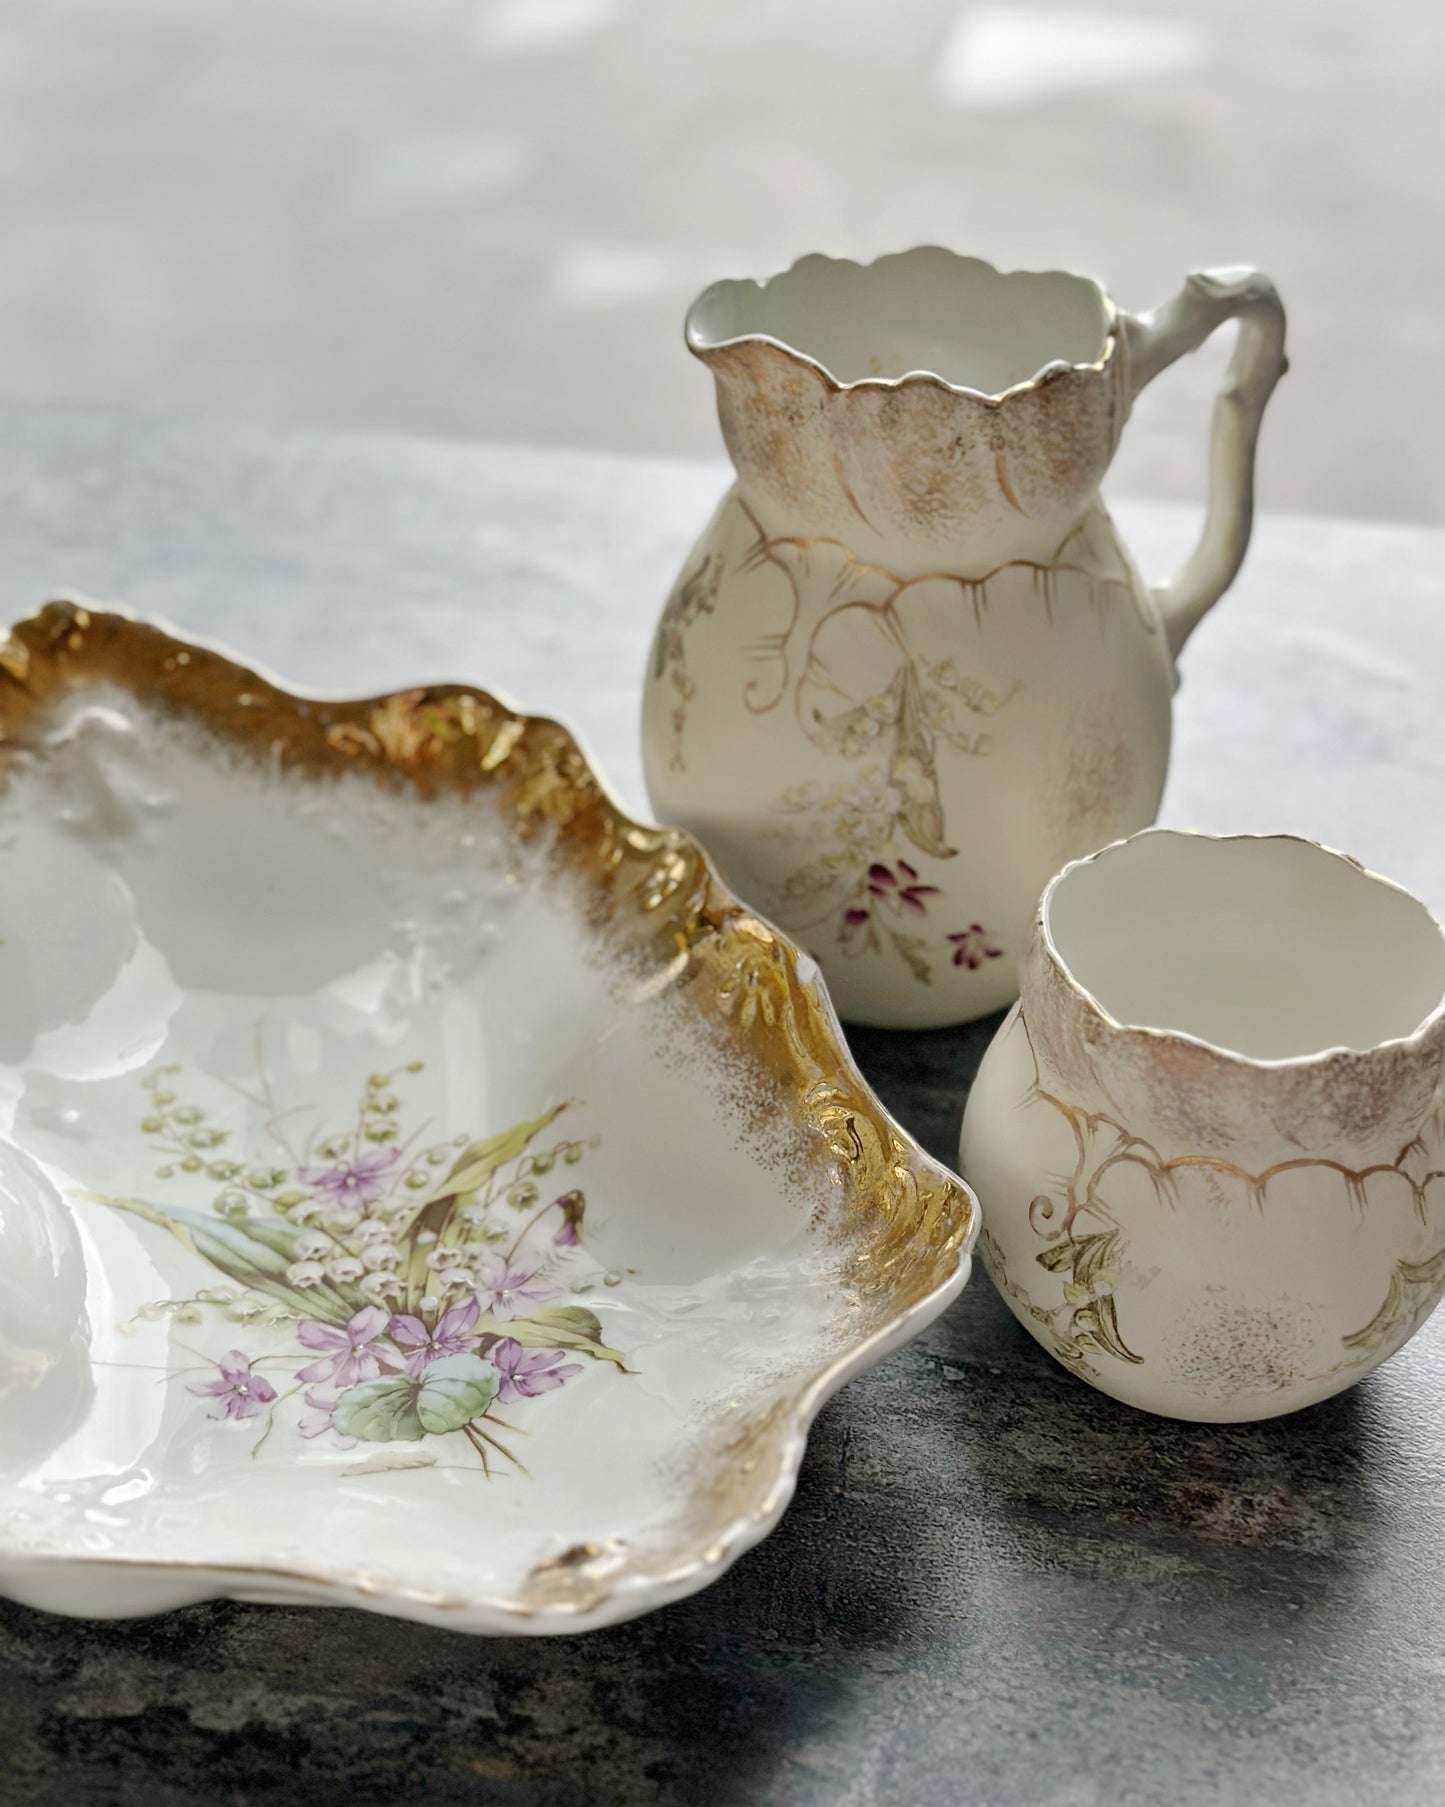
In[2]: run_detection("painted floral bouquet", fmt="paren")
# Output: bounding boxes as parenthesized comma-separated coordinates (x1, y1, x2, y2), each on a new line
(106, 1059, 626, 1475)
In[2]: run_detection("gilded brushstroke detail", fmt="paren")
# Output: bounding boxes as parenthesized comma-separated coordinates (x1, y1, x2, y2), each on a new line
(988, 1009, 1445, 1390)
(651, 491, 1159, 988)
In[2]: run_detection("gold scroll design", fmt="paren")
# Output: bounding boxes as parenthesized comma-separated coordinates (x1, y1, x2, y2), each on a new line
(981, 1228, 1116, 1386)
(652, 549, 725, 772)
(737, 495, 1142, 853)
(1342, 1247, 1445, 1358)
(0, 601, 975, 1621)
(1008, 1011, 1445, 1382)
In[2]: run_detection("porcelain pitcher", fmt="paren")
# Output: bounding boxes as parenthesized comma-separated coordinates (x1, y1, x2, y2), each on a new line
(640, 249, 1287, 1028)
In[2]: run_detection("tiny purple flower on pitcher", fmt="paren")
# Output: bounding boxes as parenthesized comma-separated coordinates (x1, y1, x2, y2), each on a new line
(298, 1387, 357, 1450)
(295, 1304, 392, 1387)
(298, 1146, 401, 1209)
(867, 861, 941, 917)
(187, 1350, 278, 1422)
(897, 884, 941, 917)
(475, 1252, 561, 1322)
(947, 924, 1004, 970)
(492, 1338, 583, 1404)
(389, 1294, 482, 1376)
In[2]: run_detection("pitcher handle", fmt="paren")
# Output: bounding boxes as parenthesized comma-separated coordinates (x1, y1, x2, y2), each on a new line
(1120, 267, 1288, 659)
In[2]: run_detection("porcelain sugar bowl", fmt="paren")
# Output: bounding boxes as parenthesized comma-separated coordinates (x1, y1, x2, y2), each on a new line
(960, 830, 1445, 1422)
(641, 249, 1287, 1028)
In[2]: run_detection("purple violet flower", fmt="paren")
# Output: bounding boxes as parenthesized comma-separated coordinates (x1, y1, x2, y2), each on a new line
(298, 1387, 357, 1450)
(492, 1337, 583, 1404)
(475, 1252, 561, 1322)
(295, 1304, 392, 1387)
(298, 1146, 401, 1208)
(187, 1350, 278, 1422)
(388, 1294, 482, 1376)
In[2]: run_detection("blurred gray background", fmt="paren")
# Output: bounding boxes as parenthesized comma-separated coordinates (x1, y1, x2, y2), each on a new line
(0, 0, 1437, 521)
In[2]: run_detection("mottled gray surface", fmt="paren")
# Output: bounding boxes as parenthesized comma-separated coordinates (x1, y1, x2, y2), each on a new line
(1, 403, 1444, 1806)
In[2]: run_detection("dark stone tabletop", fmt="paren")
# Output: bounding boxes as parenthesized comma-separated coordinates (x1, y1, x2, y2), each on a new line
(1, 402, 1443, 1806)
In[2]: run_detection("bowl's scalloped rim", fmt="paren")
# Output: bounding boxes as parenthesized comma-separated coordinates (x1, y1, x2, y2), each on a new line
(0, 596, 980, 1635)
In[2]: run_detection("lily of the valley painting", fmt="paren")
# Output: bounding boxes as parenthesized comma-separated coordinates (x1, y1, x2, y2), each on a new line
(102, 1056, 626, 1477)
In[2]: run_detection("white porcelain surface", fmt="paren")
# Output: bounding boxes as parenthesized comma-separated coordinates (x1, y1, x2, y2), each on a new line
(642, 249, 1287, 1027)
(961, 830, 1445, 1422)
(0, 610, 975, 1633)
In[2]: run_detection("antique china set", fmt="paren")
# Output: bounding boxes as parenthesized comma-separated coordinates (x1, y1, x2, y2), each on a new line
(2, 249, 1442, 1635)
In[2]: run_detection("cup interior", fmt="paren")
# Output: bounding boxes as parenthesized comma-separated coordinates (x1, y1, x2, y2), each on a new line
(687, 250, 1110, 394)
(1045, 833, 1445, 1061)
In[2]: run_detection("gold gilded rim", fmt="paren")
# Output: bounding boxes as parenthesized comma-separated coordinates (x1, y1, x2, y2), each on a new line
(686, 247, 1119, 406)
(0, 598, 977, 1630)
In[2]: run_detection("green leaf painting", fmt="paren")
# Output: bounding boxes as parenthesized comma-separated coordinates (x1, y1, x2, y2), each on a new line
(332, 1354, 501, 1443)
(100, 1056, 626, 1475)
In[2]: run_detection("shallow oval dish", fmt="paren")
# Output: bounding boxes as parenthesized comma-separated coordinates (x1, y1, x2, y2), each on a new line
(0, 602, 976, 1634)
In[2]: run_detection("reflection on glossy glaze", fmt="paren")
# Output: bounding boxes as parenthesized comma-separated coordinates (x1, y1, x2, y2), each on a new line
(0, 1140, 93, 1468)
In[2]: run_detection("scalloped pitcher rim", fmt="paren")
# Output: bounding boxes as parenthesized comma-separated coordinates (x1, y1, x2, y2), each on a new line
(684, 247, 1120, 404)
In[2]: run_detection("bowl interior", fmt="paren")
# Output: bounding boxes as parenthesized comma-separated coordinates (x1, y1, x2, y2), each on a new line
(0, 649, 968, 1628)
(1046, 833, 1445, 1061)
(687, 250, 1111, 393)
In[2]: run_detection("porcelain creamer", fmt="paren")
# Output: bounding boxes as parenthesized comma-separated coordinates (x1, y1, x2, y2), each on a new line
(642, 249, 1287, 1027)
(960, 831, 1445, 1422)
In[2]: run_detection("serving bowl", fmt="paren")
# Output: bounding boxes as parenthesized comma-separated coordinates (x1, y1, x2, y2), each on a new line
(0, 601, 976, 1634)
